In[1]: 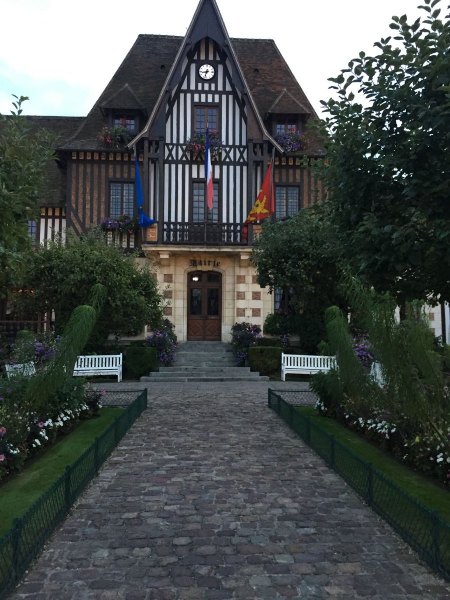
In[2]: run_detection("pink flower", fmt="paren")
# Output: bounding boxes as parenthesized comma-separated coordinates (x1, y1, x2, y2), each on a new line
(0, 454, 6, 462)
(0, 426, 6, 437)
(38, 421, 45, 429)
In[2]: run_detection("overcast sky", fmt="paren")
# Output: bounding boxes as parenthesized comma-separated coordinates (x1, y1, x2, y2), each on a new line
(0, 0, 425, 118)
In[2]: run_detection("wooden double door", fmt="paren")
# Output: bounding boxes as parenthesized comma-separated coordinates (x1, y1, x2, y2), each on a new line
(187, 271, 222, 341)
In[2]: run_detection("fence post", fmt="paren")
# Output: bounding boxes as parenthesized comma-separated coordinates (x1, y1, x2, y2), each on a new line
(330, 436, 335, 468)
(431, 511, 441, 570)
(11, 518, 22, 582)
(305, 417, 311, 445)
(114, 417, 120, 444)
(367, 464, 373, 506)
(94, 437, 100, 473)
(64, 466, 71, 510)
(289, 403, 294, 427)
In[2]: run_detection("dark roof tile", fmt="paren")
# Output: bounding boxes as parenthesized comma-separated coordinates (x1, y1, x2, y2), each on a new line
(60, 34, 317, 150)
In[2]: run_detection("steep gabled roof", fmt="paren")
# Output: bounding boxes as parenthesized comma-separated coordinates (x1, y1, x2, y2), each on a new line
(2, 116, 83, 206)
(267, 88, 311, 115)
(58, 21, 317, 151)
(132, 0, 278, 148)
(59, 35, 182, 150)
(233, 39, 316, 119)
(100, 83, 146, 112)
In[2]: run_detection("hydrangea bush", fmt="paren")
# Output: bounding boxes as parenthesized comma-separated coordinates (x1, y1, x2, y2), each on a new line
(8, 331, 61, 370)
(145, 319, 177, 366)
(230, 322, 262, 365)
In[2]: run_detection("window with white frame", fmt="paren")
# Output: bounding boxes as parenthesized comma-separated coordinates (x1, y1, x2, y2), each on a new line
(192, 181, 219, 222)
(275, 186, 300, 219)
(110, 182, 135, 218)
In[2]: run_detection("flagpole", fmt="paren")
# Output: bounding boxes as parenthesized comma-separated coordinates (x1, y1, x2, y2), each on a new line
(133, 145, 142, 248)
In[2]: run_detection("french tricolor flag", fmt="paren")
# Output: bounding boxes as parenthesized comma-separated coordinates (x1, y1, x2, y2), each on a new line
(205, 128, 214, 211)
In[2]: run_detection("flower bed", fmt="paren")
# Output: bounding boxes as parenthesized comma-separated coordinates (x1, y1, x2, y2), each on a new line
(97, 125, 130, 149)
(274, 131, 303, 153)
(100, 214, 137, 232)
(268, 388, 450, 581)
(0, 378, 104, 483)
(186, 130, 222, 160)
(0, 391, 147, 598)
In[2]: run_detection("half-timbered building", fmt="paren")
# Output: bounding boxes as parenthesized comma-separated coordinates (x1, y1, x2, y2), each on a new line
(4, 0, 447, 343)
(41, 0, 324, 343)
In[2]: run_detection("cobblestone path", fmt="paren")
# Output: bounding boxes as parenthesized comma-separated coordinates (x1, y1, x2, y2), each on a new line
(12, 382, 450, 599)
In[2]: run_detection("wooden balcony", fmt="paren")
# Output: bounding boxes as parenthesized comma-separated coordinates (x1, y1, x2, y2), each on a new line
(104, 230, 138, 251)
(0, 319, 49, 345)
(162, 222, 246, 245)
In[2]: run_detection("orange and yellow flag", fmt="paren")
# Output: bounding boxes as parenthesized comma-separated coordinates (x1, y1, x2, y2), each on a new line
(244, 162, 274, 224)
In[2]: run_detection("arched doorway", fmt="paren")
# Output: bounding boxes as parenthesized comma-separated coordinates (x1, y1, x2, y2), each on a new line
(187, 271, 222, 341)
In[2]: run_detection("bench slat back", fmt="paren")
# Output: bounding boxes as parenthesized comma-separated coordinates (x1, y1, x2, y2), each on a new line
(5, 362, 36, 378)
(74, 354, 122, 370)
(282, 354, 336, 370)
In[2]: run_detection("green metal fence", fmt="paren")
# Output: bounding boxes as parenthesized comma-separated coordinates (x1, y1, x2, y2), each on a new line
(0, 390, 147, 599)
(268, 388, 450, 581)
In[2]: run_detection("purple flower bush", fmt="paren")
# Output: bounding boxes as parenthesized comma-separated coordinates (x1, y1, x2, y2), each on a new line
(145, 319, 177, 366)
(100, 214, 137, 233)
(7, 331, 61, 370)
(230, 322, 262, 365)
(274, 132, 303, 153)
(352, 337, 374, 368)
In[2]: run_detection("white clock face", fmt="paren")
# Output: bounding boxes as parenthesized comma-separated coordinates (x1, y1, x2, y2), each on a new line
(199, 63, 215, 80)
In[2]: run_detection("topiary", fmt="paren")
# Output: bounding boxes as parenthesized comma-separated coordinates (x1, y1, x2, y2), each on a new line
(124, 346, 158, 379)
(248, 346, 282, 377)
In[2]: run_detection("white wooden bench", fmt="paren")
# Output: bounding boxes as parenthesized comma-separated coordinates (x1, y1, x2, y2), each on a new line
(281, 353, 337, 381)
(5, 362, 37, 378)
(370, 361, 386, 387)
(73, 354, 122, 382)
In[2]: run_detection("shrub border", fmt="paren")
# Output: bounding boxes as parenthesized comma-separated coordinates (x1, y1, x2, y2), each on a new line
(0, 389, 147, 598)
(268, 388, 450, 581)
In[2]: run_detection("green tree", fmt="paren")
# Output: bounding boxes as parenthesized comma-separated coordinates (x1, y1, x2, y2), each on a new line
(17, 232, 163, 346)
(252, 204, 345, 315)
(320, 0, 450, 305)
(0, 96, 55, 295)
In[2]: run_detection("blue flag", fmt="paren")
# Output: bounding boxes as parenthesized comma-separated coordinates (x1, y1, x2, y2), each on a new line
(204, 128, 214, 211)
(135, 156, 156, 227)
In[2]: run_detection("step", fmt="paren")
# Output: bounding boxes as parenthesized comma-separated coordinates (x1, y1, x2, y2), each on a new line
(175, 360, 237, 367)
(159, 366, 252, 373)
(140, 341, 267, 382)
(140, 375, 269, 382)
(178, 342, 232, 350)
(145, 370, 263, 379)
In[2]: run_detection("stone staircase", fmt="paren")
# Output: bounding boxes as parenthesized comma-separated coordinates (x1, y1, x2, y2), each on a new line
(140, 341, 269, 382)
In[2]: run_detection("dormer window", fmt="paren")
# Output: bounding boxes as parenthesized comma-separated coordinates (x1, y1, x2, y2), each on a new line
(275, 121, 298, 135)
(113, 114, 138, 134)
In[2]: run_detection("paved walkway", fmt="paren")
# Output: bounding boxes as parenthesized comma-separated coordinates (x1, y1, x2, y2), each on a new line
(12, 382, 450, 599)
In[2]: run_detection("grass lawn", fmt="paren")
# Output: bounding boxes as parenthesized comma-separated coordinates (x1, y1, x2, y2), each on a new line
(296, 406, 450, 523)
(0, 407, 123, 537)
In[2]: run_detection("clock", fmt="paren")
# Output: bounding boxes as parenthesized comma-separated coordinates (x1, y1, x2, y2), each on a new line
(198, 63, 215, 80)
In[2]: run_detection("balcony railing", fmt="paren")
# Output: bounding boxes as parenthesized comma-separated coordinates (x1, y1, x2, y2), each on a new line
(104, 230, 138, 251)
(0, 319, 50, 345)
(162, 222, 245, 245)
